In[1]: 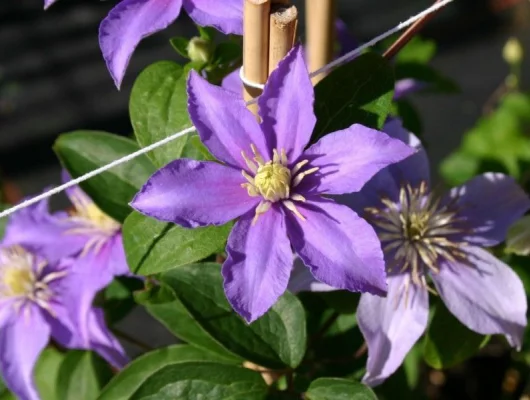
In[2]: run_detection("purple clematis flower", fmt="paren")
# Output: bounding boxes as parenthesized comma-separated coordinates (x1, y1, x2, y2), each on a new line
(131, 45, 415, 322)
(3, 172, 129, 294)
(0, 244, 127, 400)
(99, 0, 243, 89)
(342, 118, 530, 386)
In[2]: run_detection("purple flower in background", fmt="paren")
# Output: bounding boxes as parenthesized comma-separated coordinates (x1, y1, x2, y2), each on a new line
(338, 118, 530, 386)
(99, 0, 244, 88)
(4, 172, 129, 293)
(0, 244, 127, 400)
(131, 45, 415, 322)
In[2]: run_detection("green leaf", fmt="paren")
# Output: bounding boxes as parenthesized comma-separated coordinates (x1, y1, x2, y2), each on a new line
(169, 37, 190, 59)
(305, 378, 377, 400)
(394, 63, 459, 94)
(395, 36, 436, 64)
(54, 131, 156, 222)
(439, 151, 480, 186)
(98, 345, 238, 400)
(312, 52, 394, 140)
(198, 26, 216, 41)
(154, 263, 307, 368)
(130, 362, 267, 400)
(392, 100, 423, 137)
(423, 302, 489, 369)
(506, 215, 530, 256)
(0, 204, 11, 239)
(136, 285, 242, 362)
(56, 351, 113, 400)
(212, 42, 242, 66)
(122, 211, 231, 275)
(181, 135, 215, 161)
(130, 61, 193, 168)
(36, 347, 66, 400)
(102, 276, 145, 325)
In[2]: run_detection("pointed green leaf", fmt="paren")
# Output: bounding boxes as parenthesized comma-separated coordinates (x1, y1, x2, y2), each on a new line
(312, 52, 394, 141)
(506, 215, 530, 256)
(98, 345, 238, 400)
(305, 378, 377, 400)
(130, 61, 193, 168)
(54, 131, 156, 222)
(36, 347, 66, 400)
(122, 211, 231, 275)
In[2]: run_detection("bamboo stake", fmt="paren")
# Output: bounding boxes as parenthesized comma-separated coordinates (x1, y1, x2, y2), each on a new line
(305, 0, 336, 85)
(269, 4, 298, 73)
(243, 0, 271, 115)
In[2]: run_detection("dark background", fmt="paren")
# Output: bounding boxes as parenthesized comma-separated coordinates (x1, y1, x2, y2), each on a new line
(1, 1, 530, 399)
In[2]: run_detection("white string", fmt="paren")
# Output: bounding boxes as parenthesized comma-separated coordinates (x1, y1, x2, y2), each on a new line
(0, 0, 453, 220)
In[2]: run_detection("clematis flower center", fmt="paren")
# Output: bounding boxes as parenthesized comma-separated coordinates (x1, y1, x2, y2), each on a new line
(240, 144, 319, 223)
(365, 181, 467, 290)
(0, 246, 66, 315)
(254, 162, 291, 202)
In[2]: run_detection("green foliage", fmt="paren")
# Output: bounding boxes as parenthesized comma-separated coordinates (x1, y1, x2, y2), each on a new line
(102, 276, 145, 325)
(56, 351, 113, 400)
(441, 92, 530, 185)
(138, 263, 307, 369)
(312, 52, 395, 140)
(98, 345, 238, 400)
(129, 362, 268, 400)
(305, 378, 377, 400)
(506, 215, 530, 256)
(130, 61, 192, 168)
(423, 301, 489, 369)
(54, 131, 156, 222)
(35, 348, 65, 400)
(122, 211, 231, 275)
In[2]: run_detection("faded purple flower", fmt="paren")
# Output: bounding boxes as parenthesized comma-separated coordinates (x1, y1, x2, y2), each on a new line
(99, 0, 243, 88)
(131, 45, 415, 322)
(0, 244, 127, 400)
(341, 118, 530, 386)
(3, 172, 129, 293)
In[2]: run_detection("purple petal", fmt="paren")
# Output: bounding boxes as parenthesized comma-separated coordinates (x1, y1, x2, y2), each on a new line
(188, 71, 270, 170)
(0, 306, 50, 400)
(258, 45, 316, 161)
(86, 309, 128, 368)
(357, 274, 429, 387)
(2, 197, 87, 263)
(183, 0, 243, 35)
(285, 197, 387, 295)
(62, 170, 93, 207)
(432, 246, 527, 348)
(335, 118, 430, 212)
(393, 79, 426, 100)
(287, 257, 336, 293)
(99, 0, 183, 89)
(106, 234, 130, 276)
(44, 0, 58, 9)
(132, 159, 258, 228)
(299, 123, 415, 196)
(449, 173, 530, 246)
(223, 205, 292, 323)
(221, 69, 243, 95)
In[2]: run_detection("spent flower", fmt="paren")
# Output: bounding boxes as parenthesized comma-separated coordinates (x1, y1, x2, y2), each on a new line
(131, 45, 415, 322)
(347, 119, 530, 386)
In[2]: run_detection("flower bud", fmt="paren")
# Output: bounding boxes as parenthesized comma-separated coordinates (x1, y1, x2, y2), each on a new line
(187, 37, 213, 64)
(503, 37, 523, 65)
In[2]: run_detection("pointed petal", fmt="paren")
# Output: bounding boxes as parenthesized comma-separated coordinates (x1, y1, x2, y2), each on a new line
(221, 69, 243, 94)
(258, 45, 316, 161)
(449, 173, 530, 246)
(86, 309, 128, 368)
(285, 197, 387, 295)
(0, 306, 50, 400)
(99, 0, 183, 88)
(187, 71, 269, 169)
(338, 118, 429, 212)
(106, 234, 131, 277)
(357, 274, 429, 387)
(132, 159, 258, 228)
(287, 257, 336, 293)
(393, 79, 426, 100)
(299, 124, 415, 196)
(44, 0, 58, 9)
(183, 0, 243, 35)
(433, 246, 527, 348)
(2, 197, 87, 263)
(223, 205, 292, 323)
